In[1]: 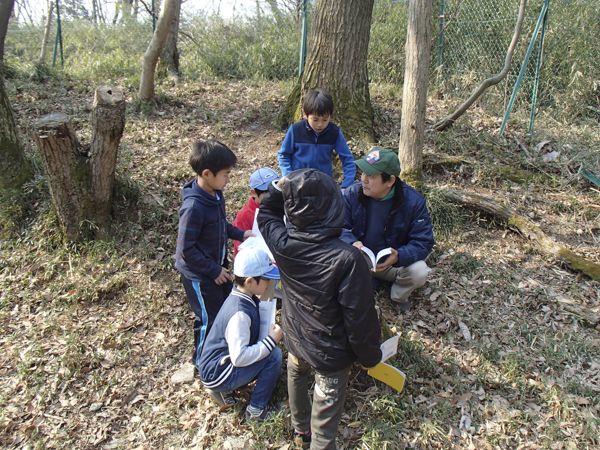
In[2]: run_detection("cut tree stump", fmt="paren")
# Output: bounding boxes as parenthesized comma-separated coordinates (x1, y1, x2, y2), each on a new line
(443, 189, 600, 283)
(33, 86, 125, 241)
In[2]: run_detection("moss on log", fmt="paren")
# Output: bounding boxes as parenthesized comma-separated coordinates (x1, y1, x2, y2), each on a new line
(442, 189, 599, 324)
(443, 189, 600, 282)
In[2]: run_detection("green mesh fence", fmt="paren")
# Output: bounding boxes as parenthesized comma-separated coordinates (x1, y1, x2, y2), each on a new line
(4, 17, 153, 80)
(4, 0, 599, 157)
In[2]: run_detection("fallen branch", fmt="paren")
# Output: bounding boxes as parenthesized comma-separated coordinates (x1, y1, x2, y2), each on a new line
(423, 152, 551, 184)
(433, 0, 528, 131)
(442, 189, 600, 282)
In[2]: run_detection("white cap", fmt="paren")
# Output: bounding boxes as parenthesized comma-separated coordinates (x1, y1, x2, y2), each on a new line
(233, 247, 280, 280)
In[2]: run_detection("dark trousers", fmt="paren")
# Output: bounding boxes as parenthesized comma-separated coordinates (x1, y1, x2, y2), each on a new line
(288, 354, 351, 450)
(180, 273, 232, 365)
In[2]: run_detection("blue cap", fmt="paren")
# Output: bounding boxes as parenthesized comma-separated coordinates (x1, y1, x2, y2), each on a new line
(233, 247, 280, 280)
(249, 168, 280, 191)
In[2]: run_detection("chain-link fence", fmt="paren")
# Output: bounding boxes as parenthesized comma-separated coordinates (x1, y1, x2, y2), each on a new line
(4, 0, 599, 155)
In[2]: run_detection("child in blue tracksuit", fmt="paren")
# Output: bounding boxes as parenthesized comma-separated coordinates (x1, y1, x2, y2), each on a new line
(278, 88, 356, 189)
(200, 247, 284, 422)
(175, 140, 253, 367)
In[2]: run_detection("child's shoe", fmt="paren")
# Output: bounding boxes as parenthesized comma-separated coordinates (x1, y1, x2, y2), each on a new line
(206, 389, 241, 409)
(244, 401, 285, 423)
(293, 430, 311, 449)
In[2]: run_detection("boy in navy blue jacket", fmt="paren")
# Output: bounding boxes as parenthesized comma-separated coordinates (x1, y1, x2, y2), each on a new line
(200, 247, 284, 422)
(175, 140, 253, 366)
(278, 88, 356, 189)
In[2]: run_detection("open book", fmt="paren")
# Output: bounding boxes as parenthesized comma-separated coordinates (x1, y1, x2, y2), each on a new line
(367, 335, 406, 393)
(361, 246, 392, 269)
(258, 299, 277, 341)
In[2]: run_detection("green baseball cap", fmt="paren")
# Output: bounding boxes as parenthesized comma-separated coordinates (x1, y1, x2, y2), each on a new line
(355, 148, 401, 177)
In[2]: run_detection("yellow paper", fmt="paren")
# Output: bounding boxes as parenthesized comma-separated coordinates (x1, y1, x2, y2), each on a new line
(368, 362, 406, 393)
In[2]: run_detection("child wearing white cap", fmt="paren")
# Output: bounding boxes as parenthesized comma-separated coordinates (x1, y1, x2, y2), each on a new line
(198, 247, 285, 422)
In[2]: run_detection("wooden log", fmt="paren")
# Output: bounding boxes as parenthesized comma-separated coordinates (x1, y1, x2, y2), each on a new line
(33, 113, 91, 241)
(423, 152, 551, 184)
(90, 86, 126, 234)
(443, 189, 600, 282)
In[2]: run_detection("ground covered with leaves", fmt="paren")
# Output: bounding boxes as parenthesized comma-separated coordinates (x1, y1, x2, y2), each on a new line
(1, 76, 599, 450)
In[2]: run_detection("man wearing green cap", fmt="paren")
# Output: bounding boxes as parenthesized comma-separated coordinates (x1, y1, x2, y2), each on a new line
(340, 148, 435, 312)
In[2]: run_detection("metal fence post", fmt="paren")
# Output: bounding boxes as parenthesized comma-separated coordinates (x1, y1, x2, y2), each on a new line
(298, 0, 308, 78)
(529, 0, 549, 133)
(437, 0, 445, 69)
(499, 0, 549, 136)
(152, 0, 156, 32)
(52, 0, 63, 68)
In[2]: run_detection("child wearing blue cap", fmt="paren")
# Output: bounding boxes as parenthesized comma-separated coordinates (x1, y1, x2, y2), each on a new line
(199, 247, 285, 422)
(233, 167, 281, 256)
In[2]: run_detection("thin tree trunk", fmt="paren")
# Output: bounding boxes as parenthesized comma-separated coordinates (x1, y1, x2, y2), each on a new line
(398, 0, 432, 191)
(443, 189, 600, 282)
(33, 87, 126, 241)
(160, 0, 181, 81)
(39, 1, 54, 65)
(138, 0, 177, 100)
(0, 70, 33, 189)
(434, 0, 528, 132)
(298, 0, 376, 142)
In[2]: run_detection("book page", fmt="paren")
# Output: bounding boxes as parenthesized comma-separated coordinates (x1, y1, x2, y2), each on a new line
(375, 247, 393, 266)
(361, 246, 376, 268)
(380, 335, 399, 362)
(239, 209, 274, 259)
(258, 299, 277, 341)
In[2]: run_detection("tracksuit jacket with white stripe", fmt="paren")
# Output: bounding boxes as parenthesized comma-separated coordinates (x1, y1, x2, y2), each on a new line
(199, 287, 278, 389)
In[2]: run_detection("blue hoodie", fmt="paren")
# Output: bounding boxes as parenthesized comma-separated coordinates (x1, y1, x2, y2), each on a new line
(175, 179, 246, 281)
(278, 120, 356, 188)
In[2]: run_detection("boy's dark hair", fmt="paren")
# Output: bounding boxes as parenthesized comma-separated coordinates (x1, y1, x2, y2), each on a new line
(303, 88, 334, 117)
(252, 187, 266, 196)
(189, 140, 237, 176)
(234, 275, 262, 288)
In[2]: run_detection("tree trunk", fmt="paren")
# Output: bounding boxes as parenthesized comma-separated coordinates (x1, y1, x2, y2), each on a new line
(160, 0, 181, 81)
(38, 1, 54, 65)
(443, 189, 600, 282)
(291, 0, 375, 142)
(433, 0, 528, 132)
(90, 86, 126, 232)
(398, 0, 432, 191)
(0, 0, 15, 60)
(138, 0, 177, 100)
(33, 113, 90, 240)
(0, 70, 33, 189)
(32, 87, 126, 241)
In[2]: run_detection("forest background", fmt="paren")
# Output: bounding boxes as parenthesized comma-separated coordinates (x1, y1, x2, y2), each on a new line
(1, 0, 599, 448)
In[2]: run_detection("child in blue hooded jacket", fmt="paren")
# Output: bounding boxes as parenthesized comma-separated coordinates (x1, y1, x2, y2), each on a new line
(175, 140, 253, 366)
(278, 88, 355, 189)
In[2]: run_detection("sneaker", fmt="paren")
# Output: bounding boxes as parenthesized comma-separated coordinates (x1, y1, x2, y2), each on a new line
(293, 430, 311, 449)
(207, 389, 241, 409)
(244, 401, 285, 423)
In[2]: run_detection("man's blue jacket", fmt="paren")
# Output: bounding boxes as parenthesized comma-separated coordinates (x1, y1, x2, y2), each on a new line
(340, 181, 435, 268)
(278, 120, 355, 188)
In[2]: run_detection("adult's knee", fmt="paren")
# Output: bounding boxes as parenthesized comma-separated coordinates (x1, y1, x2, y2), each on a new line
(408, 260, 430, 287)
